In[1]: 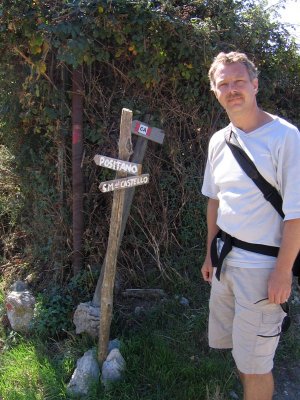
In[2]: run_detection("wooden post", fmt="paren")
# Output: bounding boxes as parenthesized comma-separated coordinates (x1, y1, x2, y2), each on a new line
(92, 117, 165, 308)
(98, 108, 133, 363)
(92, 120, 150, 307)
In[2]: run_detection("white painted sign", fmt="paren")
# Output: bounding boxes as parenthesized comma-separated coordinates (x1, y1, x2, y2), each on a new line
(99, 174, 149, 193)
(137, 123, 152, 136)
(132, 120, 165, 144)
(94, 155, 142, 175)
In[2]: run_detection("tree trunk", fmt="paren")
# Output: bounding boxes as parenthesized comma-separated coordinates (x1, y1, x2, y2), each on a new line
(72, 67, 84, 276)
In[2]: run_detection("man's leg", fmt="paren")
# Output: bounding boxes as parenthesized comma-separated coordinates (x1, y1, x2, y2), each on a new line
(208, 267, 235, 349)
(239, 371, 274, 400)
(231, 267, 285, 400)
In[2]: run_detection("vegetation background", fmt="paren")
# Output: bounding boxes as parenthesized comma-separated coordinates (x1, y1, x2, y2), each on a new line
(0, 0, 300, 399)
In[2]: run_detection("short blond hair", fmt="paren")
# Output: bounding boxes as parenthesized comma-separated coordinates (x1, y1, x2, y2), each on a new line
(208, 52, 258, 91)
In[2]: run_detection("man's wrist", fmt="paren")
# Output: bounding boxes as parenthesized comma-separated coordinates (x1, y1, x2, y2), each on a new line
(273, 263, 293, 274)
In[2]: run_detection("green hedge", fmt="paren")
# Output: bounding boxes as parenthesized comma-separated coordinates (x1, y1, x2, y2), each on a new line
(0, 0, 299, 288)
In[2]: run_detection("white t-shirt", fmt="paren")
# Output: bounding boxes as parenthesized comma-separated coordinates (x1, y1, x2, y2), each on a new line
(201, 116, 300, 268)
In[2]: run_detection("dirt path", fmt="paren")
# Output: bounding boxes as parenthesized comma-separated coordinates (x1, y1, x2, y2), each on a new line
(273, 362, 300, 399)
(273, 283, 300, 400)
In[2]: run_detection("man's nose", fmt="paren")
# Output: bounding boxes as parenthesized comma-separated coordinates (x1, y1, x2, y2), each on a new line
(228, 82, 238, 92)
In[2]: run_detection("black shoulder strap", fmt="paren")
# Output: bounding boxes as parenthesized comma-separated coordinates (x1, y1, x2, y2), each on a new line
(225, 130, 285, 219)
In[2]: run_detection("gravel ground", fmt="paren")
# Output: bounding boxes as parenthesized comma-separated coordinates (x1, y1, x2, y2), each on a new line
(273, 281, 300, 400)
(273, 362, 300, 400)
(230, 281, 300, 400)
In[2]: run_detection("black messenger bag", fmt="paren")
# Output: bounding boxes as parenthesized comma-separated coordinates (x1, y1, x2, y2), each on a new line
(225, 130, 300, 284)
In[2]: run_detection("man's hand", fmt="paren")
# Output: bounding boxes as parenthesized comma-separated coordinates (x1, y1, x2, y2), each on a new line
(201, 258, 214, 283)
(268, 218, 300, 304)
(201, 198, 219, 284)
(268, 268, 292, 304)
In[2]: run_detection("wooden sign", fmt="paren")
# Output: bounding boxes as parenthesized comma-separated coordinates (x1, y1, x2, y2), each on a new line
(99, 174, 149, 193)
(94, 154, 142, 175)
(132, 120, 165, 144)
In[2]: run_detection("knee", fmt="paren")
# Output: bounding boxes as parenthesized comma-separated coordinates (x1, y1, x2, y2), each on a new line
(239, 371, 272, 385)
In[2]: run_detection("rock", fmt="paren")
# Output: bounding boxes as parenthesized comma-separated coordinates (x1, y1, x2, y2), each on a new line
(122, 288, 167, 299)
(174, 295, 190, 306)
(134, 306, 145, 316)
(292, 294, 300, 305)
(101, 348, 126, 387)
(9, 280, 28, 292)
(67, 349, 100, 398)
(73, 302, 100, 338)
(6, 285, 35, 333)
(108, 338, 121, 353)
(229, 390, 239, 399)
(179, 296, 189, 307)
(25, 273, 35, 285)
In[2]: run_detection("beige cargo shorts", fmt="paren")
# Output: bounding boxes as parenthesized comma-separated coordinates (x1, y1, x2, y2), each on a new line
(209, 264, 286, 374)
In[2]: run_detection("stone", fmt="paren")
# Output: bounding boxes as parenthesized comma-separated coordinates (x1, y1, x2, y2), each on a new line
(292, 294, 300, 305)
(174, 295, 190, 306)
(122, 288, 167, 299)
(134, 306, 145, 316)
(25, 273, 35, 285)
(9, 280, 28, 292)
(179, 296, 189, 306)
(6, 286, 35, 333)
(67, 349, 100, 398)
(108, 338, 121, 353)
(229, 390, 239, 399)
(73, 301, 100, 338)
(101, 348, 126, 387)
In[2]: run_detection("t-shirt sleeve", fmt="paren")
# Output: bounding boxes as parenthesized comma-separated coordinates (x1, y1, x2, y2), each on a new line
(278, 127, 300, 220)
(201, 156, 219, 199)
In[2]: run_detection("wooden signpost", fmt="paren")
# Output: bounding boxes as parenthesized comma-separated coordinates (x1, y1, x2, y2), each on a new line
(132, 120, 164, 144)
(99, 174, 150, 193)
(94, 155, 142, 176)
(94, 109, 165, 364)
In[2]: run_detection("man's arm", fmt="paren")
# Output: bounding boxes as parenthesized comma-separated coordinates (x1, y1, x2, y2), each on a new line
(268, 218, 300, 304)
(201, 197, 219, 283)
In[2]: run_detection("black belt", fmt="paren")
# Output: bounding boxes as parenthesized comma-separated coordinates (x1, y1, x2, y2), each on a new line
(211, 230, 279, 280)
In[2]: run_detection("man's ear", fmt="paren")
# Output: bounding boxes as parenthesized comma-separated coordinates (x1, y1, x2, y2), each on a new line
(253, 78, 259, 93)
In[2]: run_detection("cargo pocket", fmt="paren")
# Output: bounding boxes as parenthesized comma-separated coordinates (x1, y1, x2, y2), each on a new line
(259, 311, 283, 336)
(255, 310, 283, 357)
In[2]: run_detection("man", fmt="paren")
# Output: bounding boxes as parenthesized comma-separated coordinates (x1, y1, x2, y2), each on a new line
(201, 51, 300, 400)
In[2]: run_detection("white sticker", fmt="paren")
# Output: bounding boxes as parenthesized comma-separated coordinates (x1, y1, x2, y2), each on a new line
(138, 124, 148, 136)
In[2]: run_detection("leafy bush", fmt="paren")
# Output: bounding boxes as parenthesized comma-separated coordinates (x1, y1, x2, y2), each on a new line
(0, 0, 299, 286)
(33, 270, 97, 338)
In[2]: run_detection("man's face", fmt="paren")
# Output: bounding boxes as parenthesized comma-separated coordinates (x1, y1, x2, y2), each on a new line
(213, 62, 258, 116)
